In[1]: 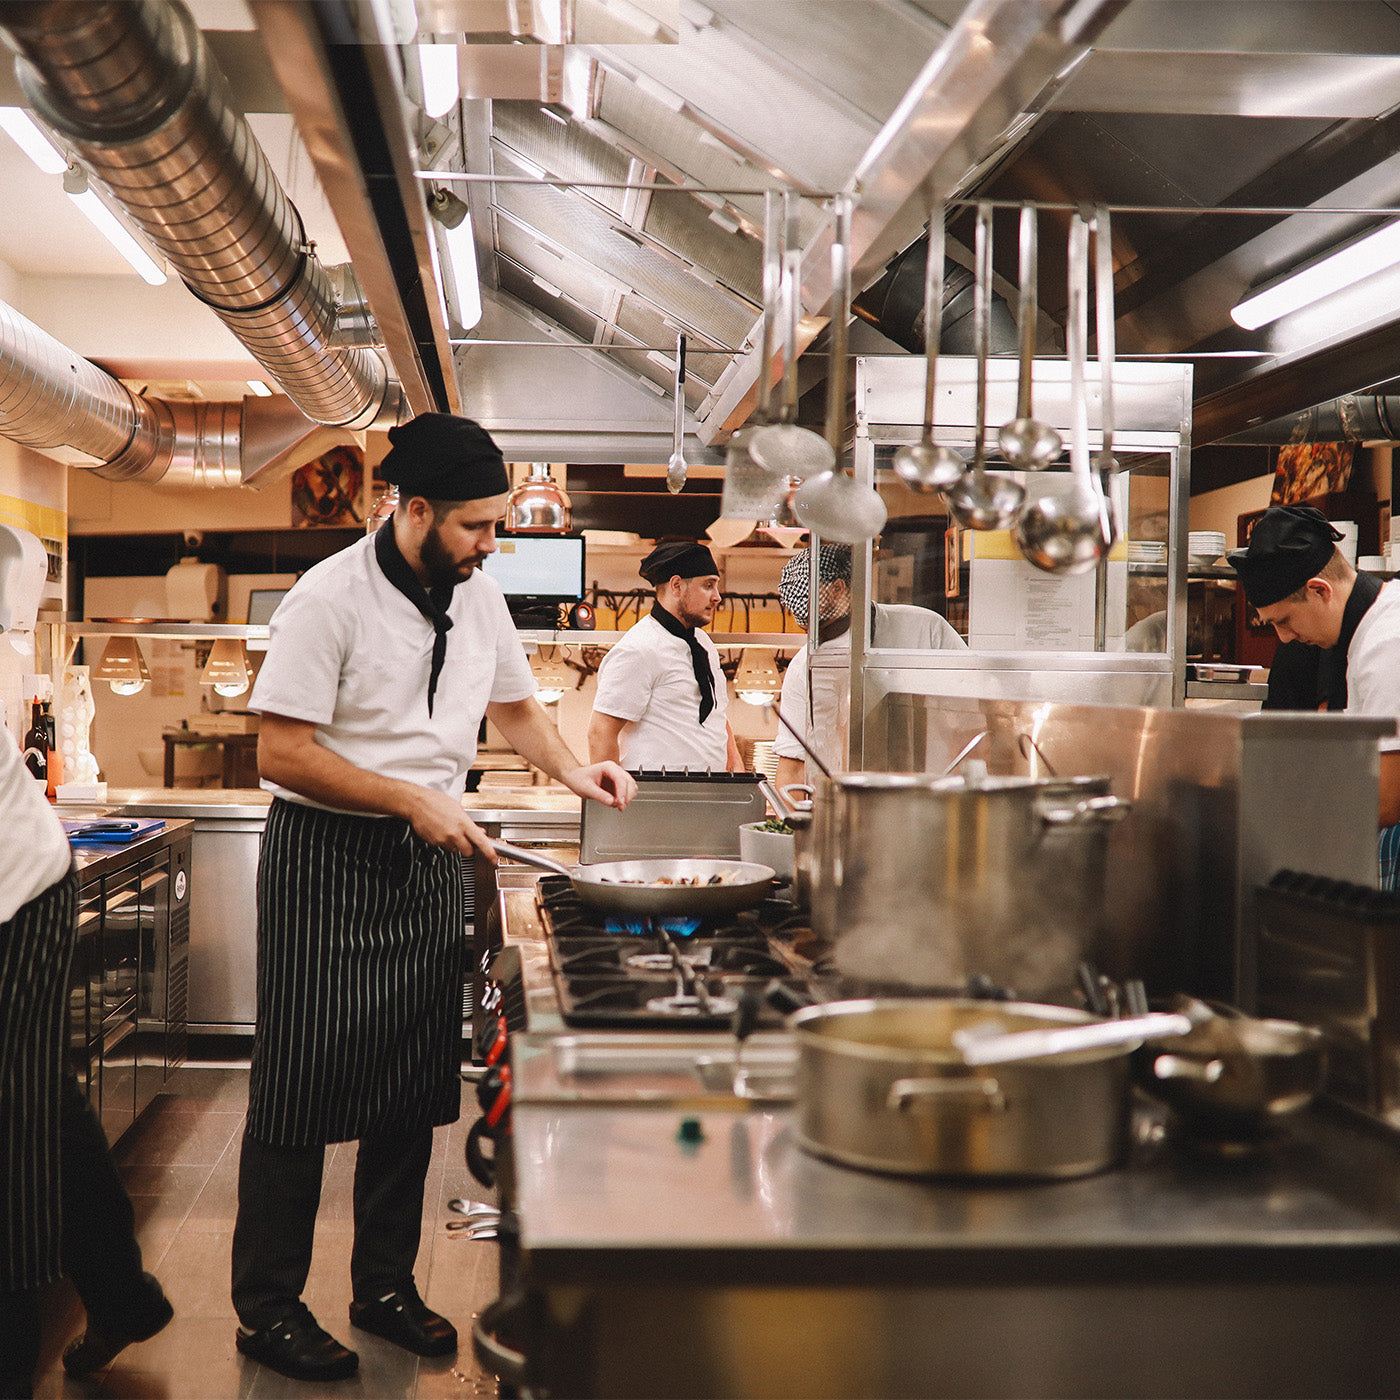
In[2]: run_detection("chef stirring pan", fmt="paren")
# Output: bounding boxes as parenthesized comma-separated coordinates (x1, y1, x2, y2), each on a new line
(492, 841, 776, 917)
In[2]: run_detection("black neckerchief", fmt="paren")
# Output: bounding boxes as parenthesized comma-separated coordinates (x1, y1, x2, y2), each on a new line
(374, 522, 457, 717)
(1318, 570, 1382, 712)
(649, 600, 715, 724)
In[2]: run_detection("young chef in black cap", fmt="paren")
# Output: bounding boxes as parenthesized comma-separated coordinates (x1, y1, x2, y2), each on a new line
(1228, 503, 1400, 887)
(588, 539, 742, 771)
(231, 414, 634, 1383)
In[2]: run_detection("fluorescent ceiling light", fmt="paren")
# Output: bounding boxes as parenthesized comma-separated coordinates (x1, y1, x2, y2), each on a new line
(417, 43, 460, 119)
(0, 107, 65, 174)
(441, 212, 483, 330)
(246, 379, 273, 397)
(1231, 220, 1400, 330)
(61, 167, 166, 285)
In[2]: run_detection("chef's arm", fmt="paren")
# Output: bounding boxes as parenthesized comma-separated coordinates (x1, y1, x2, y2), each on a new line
(257, 712, 499, 860)
(726, 722, 742, 772)
(490, 697, 636, 809)
(587, 710, 627, 766)
(775, 756, 805, 791)
(1380, 752, 1400, 828)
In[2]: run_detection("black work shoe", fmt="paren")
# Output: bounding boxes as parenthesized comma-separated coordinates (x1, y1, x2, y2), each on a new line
(236, 1307, 359, 1383)
(63, 1276, 175, 1377)
(349, 1286, 457, 1357)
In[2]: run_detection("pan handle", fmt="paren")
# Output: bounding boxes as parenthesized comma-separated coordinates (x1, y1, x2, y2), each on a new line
(492, 841, 573, 877)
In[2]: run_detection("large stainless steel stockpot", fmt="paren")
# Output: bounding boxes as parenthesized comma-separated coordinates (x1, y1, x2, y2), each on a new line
(791, 998, 1134, 1179)
(807, 773, 1128, 997)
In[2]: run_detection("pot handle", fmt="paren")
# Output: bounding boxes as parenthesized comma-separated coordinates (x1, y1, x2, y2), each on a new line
(887, 1077, 1007, 1113)
(1037, 793, 1131, 827)
(1153, 1053, 1225, 1083)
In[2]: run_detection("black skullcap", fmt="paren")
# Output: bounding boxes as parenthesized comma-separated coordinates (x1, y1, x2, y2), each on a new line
(639, 540, 718, 585)
(379, 413, 510, 501)
(1227, 505, 1343, 608)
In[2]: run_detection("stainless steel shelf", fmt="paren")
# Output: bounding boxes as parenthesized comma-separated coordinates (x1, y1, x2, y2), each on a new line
(67, 622, 270, 641)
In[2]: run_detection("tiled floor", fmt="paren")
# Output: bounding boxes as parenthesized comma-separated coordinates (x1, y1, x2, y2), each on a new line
(31, 1063, 502, 1400)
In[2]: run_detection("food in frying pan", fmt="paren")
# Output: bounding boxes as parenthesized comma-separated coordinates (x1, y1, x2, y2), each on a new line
(601, 873, 735, 886)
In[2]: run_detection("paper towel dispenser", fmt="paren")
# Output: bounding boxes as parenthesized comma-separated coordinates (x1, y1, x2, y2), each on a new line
(165, 558, 226, 621)
(0, 524, 47, 636)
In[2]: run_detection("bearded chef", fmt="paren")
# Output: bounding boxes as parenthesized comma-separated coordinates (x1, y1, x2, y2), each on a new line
(1228, 503, 1400, 888)
(231, 414, 634, 1384)
(588, 540, 742, 771)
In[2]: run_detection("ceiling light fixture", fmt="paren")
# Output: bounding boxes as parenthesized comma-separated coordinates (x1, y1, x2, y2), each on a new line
(246, 379, 273, 397)
(0, 106, 66, 174)
(417, 43, 460, 120)
(63, 166, 166, 285)
(1231, 220, 1400, 330)
(426, 186, 483, 330)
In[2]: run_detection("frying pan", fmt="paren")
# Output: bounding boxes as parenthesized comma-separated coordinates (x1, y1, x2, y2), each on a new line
(492, 842, 775, 917)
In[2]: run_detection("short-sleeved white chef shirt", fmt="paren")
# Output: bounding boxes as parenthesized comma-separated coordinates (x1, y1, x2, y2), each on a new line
(592, 612, 729, 771)
(250, 532, 537, 805)
(1347, 580, 1400, 752)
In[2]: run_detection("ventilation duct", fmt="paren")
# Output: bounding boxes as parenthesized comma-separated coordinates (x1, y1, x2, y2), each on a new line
(0, 293, 357, 486)
(1219, 396, 1400, 445)
(0, 0, 402, 432)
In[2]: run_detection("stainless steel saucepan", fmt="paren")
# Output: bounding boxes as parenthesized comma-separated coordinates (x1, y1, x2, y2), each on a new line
(492, 842, 776, 917)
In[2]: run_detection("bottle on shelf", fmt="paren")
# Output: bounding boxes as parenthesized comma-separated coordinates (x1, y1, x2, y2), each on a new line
(22, 697, 47, 784)
(42, 699, 61, 798)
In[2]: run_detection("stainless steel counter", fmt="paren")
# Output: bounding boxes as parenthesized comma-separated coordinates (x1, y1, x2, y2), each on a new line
(498, 883, 1400, 1399)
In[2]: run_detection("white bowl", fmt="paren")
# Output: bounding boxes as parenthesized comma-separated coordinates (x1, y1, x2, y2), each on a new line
(739, 822, 795, 880)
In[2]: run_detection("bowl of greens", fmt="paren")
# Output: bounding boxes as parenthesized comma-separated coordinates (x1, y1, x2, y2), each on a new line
(739, 819, 795, 879)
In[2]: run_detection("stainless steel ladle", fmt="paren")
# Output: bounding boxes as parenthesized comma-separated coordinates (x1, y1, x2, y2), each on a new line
(892, 203, 964, 493)
(749, 194, 836, 481)
(998, 205, 1062, 470)
(792, 196, 888, 544)
(944, 204, 1025, 531)
(1013, 213, 1110, 575)
(720, 190, 786, 520)
(666, 332, 687, 494)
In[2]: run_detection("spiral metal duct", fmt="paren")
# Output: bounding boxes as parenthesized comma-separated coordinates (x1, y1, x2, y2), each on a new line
(1221, 396, 1400, 445)
(0, 0, 401, 432)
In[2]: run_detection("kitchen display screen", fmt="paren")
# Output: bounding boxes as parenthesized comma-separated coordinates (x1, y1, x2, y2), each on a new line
(481, 534, 585, 600)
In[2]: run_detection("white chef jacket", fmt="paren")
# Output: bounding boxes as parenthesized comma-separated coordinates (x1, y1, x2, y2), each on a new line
(0, 735, 69, 923)
(250, 532, 537, 806)
(592, 612, 729, 771)
(775, 604, 966, 768)
(1346, 580, 1400, 751)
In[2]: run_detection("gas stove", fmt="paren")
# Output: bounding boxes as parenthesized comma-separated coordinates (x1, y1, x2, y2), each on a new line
(535, 874, 818, 1030)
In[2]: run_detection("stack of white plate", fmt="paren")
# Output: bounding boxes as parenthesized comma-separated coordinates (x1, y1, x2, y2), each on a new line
(1127, 540, 1167, 564)
(1188, 530, 1227, 565)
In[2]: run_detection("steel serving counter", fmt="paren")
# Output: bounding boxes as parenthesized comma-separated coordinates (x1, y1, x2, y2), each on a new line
(496, 885, 1400, 1400)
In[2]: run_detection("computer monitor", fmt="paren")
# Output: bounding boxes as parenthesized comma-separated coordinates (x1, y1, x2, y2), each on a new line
(481, 534, 585, 615)
(246, 588, 290, 626)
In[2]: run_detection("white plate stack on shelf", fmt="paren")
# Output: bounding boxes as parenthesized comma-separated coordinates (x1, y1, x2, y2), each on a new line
(1127, 540, 1167, 565)
(1187, 531, 1227, 566)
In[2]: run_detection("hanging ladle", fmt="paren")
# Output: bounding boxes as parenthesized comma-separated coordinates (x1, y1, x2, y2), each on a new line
(1092, 203, 1120, 548)
(944, 204, 1025, 531)
(998, 205, 1062, 470)
(720, 190, 786, 520)
(748, 193, 837, 481)
(1012, 213, 1110, 576)
(793, 195, 888, 544)
(892, 202, 964, 493)
(666, 331, 687, 494)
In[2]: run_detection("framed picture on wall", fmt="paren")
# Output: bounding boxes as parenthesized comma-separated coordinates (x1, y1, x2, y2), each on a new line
(291, 445, 365, 528)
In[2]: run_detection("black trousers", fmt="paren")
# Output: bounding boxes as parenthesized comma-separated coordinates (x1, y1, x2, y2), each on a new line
(230, 1125, 433, 1333)
(0, 1074, 165, 1399)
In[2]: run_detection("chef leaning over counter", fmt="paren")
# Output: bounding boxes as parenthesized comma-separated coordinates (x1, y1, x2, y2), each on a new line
(230, 412, 634, 1385)
(1229, 504, 1400, 889)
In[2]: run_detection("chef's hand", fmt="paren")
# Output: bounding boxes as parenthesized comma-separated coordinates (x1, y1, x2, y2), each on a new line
(407, 788, 499, 862)
(563, 761, 636, 810)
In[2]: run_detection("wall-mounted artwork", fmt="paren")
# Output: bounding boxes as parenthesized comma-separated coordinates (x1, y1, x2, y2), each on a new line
(291, 445, 364, 528)
(1269, 442, 1355, 505)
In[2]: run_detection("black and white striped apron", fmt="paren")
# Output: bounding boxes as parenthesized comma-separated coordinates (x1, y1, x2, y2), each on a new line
(247, 799, 466, 1148)
(0, 868, 75, 1292)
